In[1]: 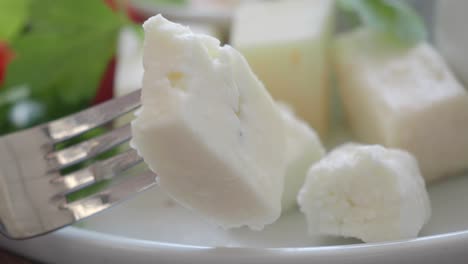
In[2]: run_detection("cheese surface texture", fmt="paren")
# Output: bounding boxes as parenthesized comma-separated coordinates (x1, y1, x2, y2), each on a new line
(298, 144, 431, 243)
(131, 15, 286, 230)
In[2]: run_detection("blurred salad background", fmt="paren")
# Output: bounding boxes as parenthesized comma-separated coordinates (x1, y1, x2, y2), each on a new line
(0, 0, 438, 136)
(0, 0, 464, 135)
(0, 0, 136, 134)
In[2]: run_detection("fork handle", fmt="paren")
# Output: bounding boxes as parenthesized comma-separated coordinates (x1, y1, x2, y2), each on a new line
(0, 136, 41, 238)
(0, 131, 74, 239)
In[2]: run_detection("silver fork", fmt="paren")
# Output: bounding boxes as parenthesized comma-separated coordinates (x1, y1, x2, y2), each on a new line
(0, 89, 156, 239)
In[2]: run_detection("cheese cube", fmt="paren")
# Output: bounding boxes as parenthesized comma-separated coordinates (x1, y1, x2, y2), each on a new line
(335, 29, 468, 181)
(231, 0, 334, 138)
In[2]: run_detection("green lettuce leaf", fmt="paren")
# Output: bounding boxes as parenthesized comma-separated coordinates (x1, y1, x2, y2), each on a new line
(3, 0, 126, 115)
(0, 0, 29, 41)
(338, 0, 427, 45)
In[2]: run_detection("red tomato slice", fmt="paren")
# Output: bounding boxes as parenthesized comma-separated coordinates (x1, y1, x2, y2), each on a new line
(0, 42, 14, 86)
(93, 0, 146, 104)
(104, 0, 119, 11)
(92, 56, 116, 105)
(127, 5, 147, 23)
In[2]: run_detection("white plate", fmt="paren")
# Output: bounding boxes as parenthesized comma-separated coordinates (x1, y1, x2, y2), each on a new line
(3, 1, 468, 263)
(1, 172, 468, 264)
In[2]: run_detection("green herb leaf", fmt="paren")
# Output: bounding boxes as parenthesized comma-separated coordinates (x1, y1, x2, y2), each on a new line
(0, 0, 29, 41)
(3, 0, 125, 112)
(337, 0, 427, 45)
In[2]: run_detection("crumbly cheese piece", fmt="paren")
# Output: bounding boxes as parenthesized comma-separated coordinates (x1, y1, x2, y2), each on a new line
(298, 144, 431, 243)
(335, 29, 468, 181)
(231, 0, 335, 138)
(131, 15, 286, 230)
(278, 103, 325, 212)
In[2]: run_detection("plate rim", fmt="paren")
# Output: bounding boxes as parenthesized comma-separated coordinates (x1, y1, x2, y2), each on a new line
(69, 226, 468, 251)
(3, 225, 468, 263)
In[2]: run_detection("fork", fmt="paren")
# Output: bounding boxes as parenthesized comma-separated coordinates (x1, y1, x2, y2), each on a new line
(0, 89, 157, 239)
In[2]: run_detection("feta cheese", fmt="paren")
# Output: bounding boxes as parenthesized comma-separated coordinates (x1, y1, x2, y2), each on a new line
(278, 103, 325, 212)
(298, 144, 431, 243)
(131, 15, 286, 230)
(335, 29, 468, 181)
(231, 0, 335, 138)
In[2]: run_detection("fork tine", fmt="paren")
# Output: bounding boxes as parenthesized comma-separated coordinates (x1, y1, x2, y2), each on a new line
(46, 89, 141, 143)
(50, 149, 143, 196)
(47, 124, 131, 171)
(63, 170, 157, 221)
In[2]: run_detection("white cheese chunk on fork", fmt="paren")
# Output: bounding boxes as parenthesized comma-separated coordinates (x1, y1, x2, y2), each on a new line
(131, 15, 286, 230)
